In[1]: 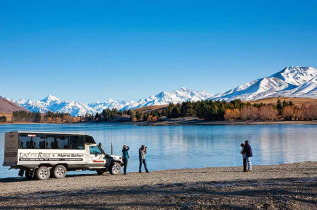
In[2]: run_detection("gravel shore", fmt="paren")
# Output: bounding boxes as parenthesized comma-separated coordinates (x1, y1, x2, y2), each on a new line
(0, 162, 316, 209)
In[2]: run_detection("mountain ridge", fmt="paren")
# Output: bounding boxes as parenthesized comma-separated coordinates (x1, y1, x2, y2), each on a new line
(6, 88, 213, 116)
(4, 66, 317, 116)
(211, 66, 317, 101)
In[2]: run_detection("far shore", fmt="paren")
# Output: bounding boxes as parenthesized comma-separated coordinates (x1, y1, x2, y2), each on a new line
(0, 162, 316, 209)
(132, 118, 317, 126)
(1, 119, 317, 126)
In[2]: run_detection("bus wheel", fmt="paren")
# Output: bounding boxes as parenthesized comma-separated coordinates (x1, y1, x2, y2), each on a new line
(110, 162, 121, 175)
(25, 169, 33, 180)
(53, 165, 67, 179)
(36, 166, 51, 180)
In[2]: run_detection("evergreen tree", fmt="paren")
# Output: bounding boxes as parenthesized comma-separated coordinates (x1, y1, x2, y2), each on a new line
(95, 112, 100, 120)
(166, 103, 174, 116)
(282, 100, 288, 107)
(136, 111, 143, 120)
(129, 112, 135, 121)
(161, 109, 167, 116)
(277, 99, 283, 115)
(170, 106, 181, 118)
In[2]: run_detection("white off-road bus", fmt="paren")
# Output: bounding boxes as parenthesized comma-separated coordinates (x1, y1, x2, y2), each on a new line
(3, 131, 123, 180)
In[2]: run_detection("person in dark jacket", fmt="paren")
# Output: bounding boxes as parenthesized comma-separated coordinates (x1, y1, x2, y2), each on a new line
(139, 145, 149, 173)
(242, 140, 253, 171)
(122, 145, 129, 175)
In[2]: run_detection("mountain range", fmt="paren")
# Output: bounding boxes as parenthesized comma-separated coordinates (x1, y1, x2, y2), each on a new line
(5, 66, 317, 116)
(7, 88, 213, 116)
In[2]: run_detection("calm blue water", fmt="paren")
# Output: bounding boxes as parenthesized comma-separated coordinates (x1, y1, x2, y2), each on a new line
(0, 124, 316, 178)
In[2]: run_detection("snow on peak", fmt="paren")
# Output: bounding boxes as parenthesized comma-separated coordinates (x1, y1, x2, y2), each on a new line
(179, 87, 188, 91)
(211, 66, 317, 101)
(271, 66, 317, 86)
(41, 95, 61, 103)
(9, 66, 317, 116)
(12, 87, 212, 116)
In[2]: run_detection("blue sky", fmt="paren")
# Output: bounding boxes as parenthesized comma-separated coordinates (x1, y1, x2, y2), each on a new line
(0, 0, 316, 102)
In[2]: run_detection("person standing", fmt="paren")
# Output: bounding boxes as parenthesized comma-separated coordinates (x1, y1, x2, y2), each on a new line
(240, 143, 247, 172)
(139, 145, 149, 173)
(242, 140, 253, 171)
(122, 145, 129, 175)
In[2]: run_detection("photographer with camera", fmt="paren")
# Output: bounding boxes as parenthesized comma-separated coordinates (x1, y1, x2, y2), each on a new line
(139, 145, 150, 173)
(122, 145, 129, 175)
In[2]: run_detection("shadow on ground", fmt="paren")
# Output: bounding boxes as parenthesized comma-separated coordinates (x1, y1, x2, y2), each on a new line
(0, 177, 316, 209)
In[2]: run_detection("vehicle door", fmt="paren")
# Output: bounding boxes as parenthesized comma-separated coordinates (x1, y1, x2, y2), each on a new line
(88, 145, 106, 168)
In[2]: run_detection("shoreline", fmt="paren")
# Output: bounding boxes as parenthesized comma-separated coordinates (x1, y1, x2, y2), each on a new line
(134, 119, 317, 126)
(1, 119, 317, 126)
(0, 162, 316, 209)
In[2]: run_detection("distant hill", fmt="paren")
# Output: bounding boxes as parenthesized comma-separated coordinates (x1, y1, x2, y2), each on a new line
(0, 97, 28, 113)
(249, 97, 317, 106)
(0, 97, 28, 122)
(131, 105, 169, 113)
(130, 97, 317, 114)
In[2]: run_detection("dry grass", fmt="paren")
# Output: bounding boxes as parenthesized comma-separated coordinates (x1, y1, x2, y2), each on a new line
(132, 105, 168, 113)
(248, 97, 317, 106)
(0, 97, 27, 113)
(0, 113, 13, 122)
(131, 97, 317, 114)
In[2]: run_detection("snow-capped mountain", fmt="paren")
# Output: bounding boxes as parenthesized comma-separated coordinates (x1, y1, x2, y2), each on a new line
(11, 94, 95, 116)
(9, 88, 212, 116)
(211, 66, 317, 101)
(6, 66, 317, 116)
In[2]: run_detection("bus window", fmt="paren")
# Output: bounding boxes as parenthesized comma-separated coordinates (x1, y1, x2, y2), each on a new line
(46, 135, 57, 149)
(19, 134, 30, 149)
(32, 134, 46, 149)
(57, 136, 69, 149)
(70, 136, 84, 149)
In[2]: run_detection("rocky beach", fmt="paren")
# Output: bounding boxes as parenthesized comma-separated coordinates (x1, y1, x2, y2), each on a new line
(0, 162, 316, 209)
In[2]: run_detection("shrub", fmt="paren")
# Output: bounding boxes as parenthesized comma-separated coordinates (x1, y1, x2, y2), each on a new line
(258, 105, 278, 121)
(240, 106, 258, 121)
(224, 109, 240, 121)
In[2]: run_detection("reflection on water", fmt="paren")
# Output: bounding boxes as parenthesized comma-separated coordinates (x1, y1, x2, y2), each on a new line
(0, 124, 316, 178)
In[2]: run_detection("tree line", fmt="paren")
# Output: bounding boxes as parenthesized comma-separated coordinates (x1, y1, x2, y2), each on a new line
(11, 111, 80, 123)
(10, 98, 317, 123)
(128, 98, 316, 122)
(12, 111, 42, 122)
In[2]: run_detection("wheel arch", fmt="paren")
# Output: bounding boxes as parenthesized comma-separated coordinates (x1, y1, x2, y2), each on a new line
(111, 160, 124, 166)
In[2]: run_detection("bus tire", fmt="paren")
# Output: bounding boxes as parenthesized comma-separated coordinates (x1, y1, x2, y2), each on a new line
(110, 162, 121, 175)
(53, 165, 67, 179)
(25, 169, 33, 180)
(36, 166, 50, 180)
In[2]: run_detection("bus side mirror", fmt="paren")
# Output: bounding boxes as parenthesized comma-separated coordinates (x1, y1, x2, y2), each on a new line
(98, 142, 102, 147)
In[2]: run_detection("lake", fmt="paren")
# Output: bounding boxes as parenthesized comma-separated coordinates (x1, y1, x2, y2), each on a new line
(0, 123, 316, 178)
